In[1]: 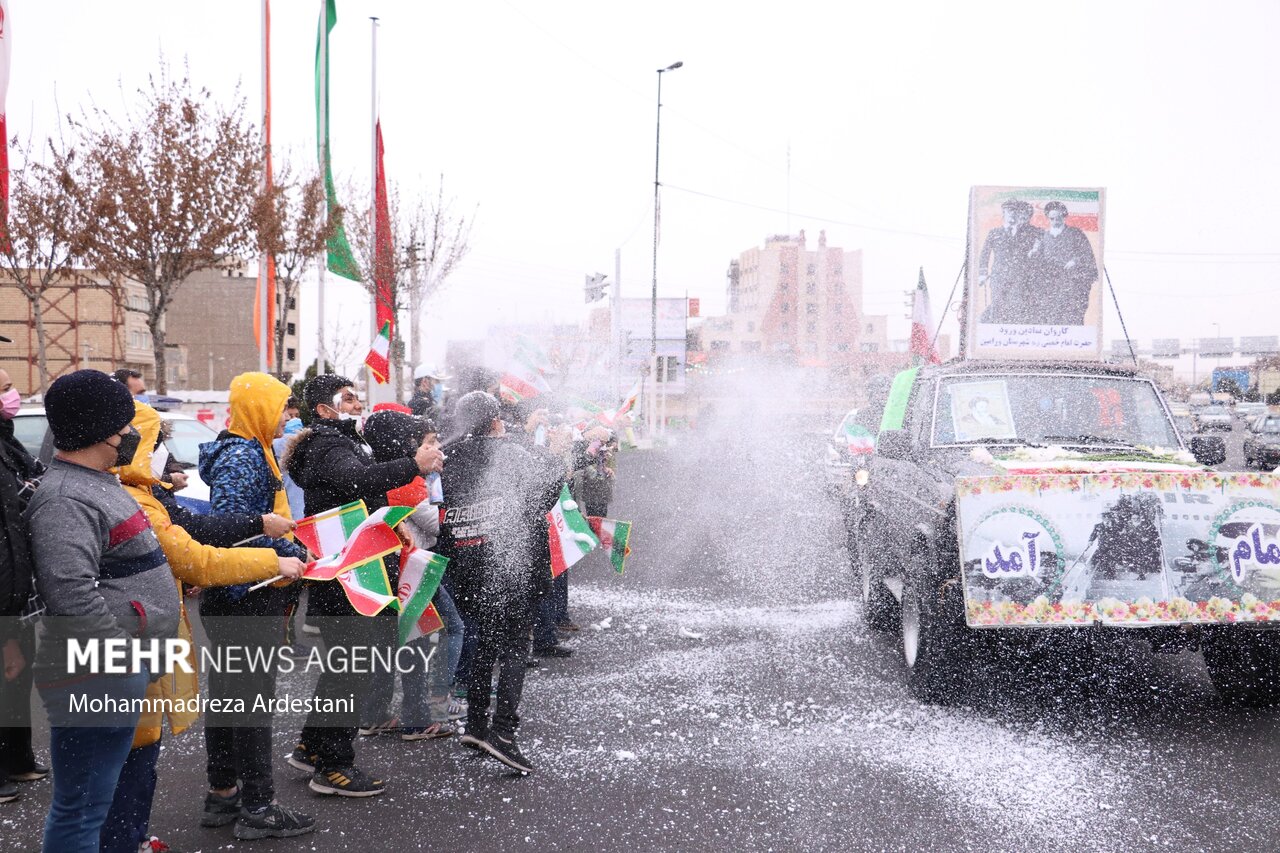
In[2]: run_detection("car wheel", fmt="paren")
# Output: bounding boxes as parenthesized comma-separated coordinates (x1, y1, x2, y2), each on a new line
(1203, 630, 1280, 707)
(900, 549, 968, 704)
(855, 521, 898, 633)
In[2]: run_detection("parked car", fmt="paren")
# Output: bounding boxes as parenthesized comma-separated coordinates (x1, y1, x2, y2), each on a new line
(1191, 402, 1233, 432)
(844, 361, 1280, 707)
(14, 406, 217, 510)
(1243, 415, 1280, 471)
(1235, 401, 1267, 421)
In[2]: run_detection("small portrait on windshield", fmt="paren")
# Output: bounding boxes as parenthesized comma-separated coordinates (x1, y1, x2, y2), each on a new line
(950, 380, 1017, 442)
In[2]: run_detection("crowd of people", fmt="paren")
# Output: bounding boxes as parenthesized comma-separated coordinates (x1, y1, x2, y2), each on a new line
(0, 355, 623, 851)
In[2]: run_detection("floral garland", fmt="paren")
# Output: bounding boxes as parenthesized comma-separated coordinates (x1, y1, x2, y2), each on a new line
(959, 468, 1277, 497)
(969, 444, 1196, 467)
(967, 593, 1280, 627)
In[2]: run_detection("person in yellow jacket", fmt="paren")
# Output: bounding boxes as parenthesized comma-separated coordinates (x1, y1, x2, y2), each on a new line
(99, 400, 306, 853)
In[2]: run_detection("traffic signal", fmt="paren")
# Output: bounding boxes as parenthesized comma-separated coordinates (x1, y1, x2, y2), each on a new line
(584, 272, 609, 303)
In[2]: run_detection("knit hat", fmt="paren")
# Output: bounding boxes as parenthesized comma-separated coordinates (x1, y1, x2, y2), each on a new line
(363, 410, 428, 463)
(449, 391, 500, 442)
(45, 369, 137, 451)
(303, 374, 356, 414)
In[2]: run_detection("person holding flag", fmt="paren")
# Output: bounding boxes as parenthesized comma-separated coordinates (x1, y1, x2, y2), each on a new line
(282, 375, 442, 797)
(195, 372, 314, 839)
(438, 392, 563, 774)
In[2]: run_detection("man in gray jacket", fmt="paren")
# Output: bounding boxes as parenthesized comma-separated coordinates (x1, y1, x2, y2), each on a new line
(25, 370, 180, 853)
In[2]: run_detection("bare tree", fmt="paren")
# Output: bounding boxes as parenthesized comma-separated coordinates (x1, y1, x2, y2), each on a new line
(0, 137, 92, 392)
(257, 162, 335, 376)
(75, 64, 263, 392)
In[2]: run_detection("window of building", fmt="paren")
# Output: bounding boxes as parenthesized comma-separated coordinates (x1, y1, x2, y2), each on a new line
(860, 342, 879, 353)
(806, 303, 818, 315)
(806, 264, 816, 275)
(836, 343, 850, 353)
(866, 322, 875, 333)
(806, 282, 816, 294)
(780, 302, 790, 313)
(288, 297, 297, 309)
(711, 340, 730, 351)
(806, 321, 817, 334)
(833, 321, 844, 333)
(746, 321, 755, 333)
(833, 304, 843, 315)
(742, 341, 762, 353)
(286, 323, 296, 336)
(286, 348, 297, 362)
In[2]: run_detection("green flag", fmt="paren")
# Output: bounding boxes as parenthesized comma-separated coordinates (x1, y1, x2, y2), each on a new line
(315, 0, 361, 282)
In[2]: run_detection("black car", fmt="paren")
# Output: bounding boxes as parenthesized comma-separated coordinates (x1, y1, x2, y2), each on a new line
(1243, 414, 1280, 470)
(844, 360, 1265, 704)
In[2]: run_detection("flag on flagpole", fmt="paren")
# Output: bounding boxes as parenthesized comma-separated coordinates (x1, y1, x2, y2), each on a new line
(0, 0, 13, 249)
(315, 0, 360, 281)
(613, 377, 643, 422)
(373, 119, 395, 334)
(254, 0, 277, 366)
(587, 516, 632, 574)
(843, 421, 876, 455)
(910, 267, 942, 366)
(547, 485, 598, 577)
(396, 547, 449, 645)
(364, 320, 391, 384)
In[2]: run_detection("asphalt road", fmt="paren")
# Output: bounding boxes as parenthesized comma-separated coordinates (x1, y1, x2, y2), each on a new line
(6, 418, 1280, 852)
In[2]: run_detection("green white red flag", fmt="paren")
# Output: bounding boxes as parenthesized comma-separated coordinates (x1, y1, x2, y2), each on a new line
(364, 321, 391, 384)
(587, 516, 632, 574)
(314, 0, 360, 281)
(910, 267, 941, 367)
(613, 377, 642, 422)
(294, 501, 413, 616)
(396, 547, 449, 645)
(547, 484, 598, 577)
(372, 120, 395, 334)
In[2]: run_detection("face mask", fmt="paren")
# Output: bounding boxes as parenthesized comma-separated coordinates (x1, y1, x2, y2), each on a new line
(134, 393, 151, 405)
(0, 388, 20, 420)
(430, 385, 444, 404)
(112, 428, 142, 469)
(150, 442, 170, 479)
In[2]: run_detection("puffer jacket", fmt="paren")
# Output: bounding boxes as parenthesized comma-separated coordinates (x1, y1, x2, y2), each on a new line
(198, 434, 306, 614)
(283, 418, 419, 616)
(119, 403, 282, 747)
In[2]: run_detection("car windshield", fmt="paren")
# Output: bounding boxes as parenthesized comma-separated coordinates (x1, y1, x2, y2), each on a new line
(1256, 417, 1280, 435)
(11, 413, 48, 459)
(931, 373, 1179, 449)
(165, 418, 219, 467)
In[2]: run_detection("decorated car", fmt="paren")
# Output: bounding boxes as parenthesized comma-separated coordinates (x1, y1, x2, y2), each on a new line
(847, 359, 1280, 705)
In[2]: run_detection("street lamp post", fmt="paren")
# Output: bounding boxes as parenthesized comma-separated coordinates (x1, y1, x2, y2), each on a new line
(651, 60, 682, 438)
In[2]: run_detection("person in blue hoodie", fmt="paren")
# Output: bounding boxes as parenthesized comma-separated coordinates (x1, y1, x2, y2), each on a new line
(196, 373, 315, 840)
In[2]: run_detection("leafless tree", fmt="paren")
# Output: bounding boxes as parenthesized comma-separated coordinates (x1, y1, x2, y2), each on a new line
(257, 162, 335, 377)
(0, 136, 93, 392)
(75, 63, 263, 392)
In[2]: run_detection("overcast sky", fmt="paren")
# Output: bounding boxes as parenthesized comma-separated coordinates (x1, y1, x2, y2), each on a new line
(11, 1, 1280, 374)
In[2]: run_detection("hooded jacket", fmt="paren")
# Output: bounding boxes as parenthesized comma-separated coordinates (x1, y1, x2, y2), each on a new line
(118, 402, 282, 747)
(197, 373, 306, 613)
(284, 416, 419, 616)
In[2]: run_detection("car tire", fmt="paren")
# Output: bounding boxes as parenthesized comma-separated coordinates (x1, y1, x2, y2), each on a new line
(900, 548, 968, 704)
(854, 520, 898, 633)
(1203, 630, 1280, 707)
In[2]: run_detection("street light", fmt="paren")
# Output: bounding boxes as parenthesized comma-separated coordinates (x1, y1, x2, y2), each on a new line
(651, 60, 683, 365)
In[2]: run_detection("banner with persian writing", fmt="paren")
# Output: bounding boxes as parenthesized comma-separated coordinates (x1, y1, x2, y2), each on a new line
(965, 186, 1105, 361)
(956, 470, 1280, 627)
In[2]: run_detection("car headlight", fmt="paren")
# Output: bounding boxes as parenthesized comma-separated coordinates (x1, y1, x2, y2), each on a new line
(854, 469, 870, 487)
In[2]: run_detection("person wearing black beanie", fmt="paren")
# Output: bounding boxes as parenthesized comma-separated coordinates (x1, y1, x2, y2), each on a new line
(45, 369, 137, 452)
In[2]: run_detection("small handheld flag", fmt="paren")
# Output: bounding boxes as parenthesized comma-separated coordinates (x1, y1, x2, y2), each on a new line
(587, 516, 633, 574)
(547, 485, 598, 577)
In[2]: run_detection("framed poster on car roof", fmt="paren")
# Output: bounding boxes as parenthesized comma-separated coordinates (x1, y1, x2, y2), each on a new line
(965, 186, 1106, 362)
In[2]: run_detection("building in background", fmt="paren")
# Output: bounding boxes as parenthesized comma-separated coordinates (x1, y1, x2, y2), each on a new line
(0, 270, 156, 395)
(165, 263, 300, 389)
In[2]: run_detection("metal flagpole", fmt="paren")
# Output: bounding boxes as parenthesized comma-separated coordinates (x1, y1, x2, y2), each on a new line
(612, 248, 622, 401)
(259, 0, 270, 373)
(367, 16, 382, 405)
(315, 0, 328, 377)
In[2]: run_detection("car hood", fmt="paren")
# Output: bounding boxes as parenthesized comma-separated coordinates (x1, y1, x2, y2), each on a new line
(936, 445, 1202, 479)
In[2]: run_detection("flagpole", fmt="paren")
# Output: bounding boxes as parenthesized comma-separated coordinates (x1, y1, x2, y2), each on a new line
(259, 0, 270, 373)
(315, 0, 329, 378)
(368, 15, 383, 405)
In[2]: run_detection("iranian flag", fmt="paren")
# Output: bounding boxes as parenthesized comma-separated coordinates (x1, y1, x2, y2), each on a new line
(547, 484, 598, 578)
(843, 422, 876, 455)
(909, 267, 941, 367)
(587, 516, 632, 574)
(499, 335, 553, 402)
(566, 396, 612, 428)
(295, 502, 414, 616)
(613, 377, 642, 422)
(294, 500, 367, 558)
(396, 547, 449, 645)
(364, 321, 391, 384)
(315, 0, 360, 281)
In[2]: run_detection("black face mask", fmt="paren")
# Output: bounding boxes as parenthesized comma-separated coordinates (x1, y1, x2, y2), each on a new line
(112, 427, 142, 468)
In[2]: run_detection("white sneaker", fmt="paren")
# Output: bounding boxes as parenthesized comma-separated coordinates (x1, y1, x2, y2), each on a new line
(445, 697, 468, 720)
(301, 623, 320, 636)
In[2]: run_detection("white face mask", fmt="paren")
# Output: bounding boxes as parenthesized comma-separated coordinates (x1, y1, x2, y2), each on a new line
(150, 443, 170, 479)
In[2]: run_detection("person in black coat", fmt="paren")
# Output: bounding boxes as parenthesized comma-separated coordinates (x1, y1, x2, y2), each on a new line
(0, 366, 48, 801)
(282, 375, 441, 798)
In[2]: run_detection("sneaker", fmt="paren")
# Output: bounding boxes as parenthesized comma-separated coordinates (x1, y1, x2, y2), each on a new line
(200, 787, 241, 828)
(233, 803, 317, 840)
(308, 766, 386, 798)
(555, 620, 581, 632)
(358, 717, 399, 737)
(301, 623, 321, 636)
(9, 761, 50, 782)
(138, 836, 176, 852)
(0, 780, 19, 803)
(480, 733, 534, 774)
(458, 732, 486, 752)
(445, 696, 468, 720)
(533, 644, 574, 658)
(286, 743, 317, 773)
(400, 722, 455, 741)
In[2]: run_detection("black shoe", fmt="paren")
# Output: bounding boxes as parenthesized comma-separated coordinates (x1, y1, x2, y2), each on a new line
(458, 732, 487, 751)
(0, 780, 19, 803)
(480, 733, 534, 774)
(525, 657, 541, 668)
(533, 644, 574, 658)
(308, 766, 386, 798)
(232, 803, 316, 840)
(9, 761, 50, 782)
(286, 743, 317, 773)
(200, 787, 241, 828)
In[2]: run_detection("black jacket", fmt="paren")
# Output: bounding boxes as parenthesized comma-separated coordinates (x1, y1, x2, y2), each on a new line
(284, 418, 419, 616)
(151, 484, 263, 549)
(0, 421, 39, 638)
(437, 435, 562, 604)
(407, 390, 439, 423)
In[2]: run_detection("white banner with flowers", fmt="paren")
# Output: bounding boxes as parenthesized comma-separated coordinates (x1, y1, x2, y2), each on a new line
(956, 470, 1280, 627)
